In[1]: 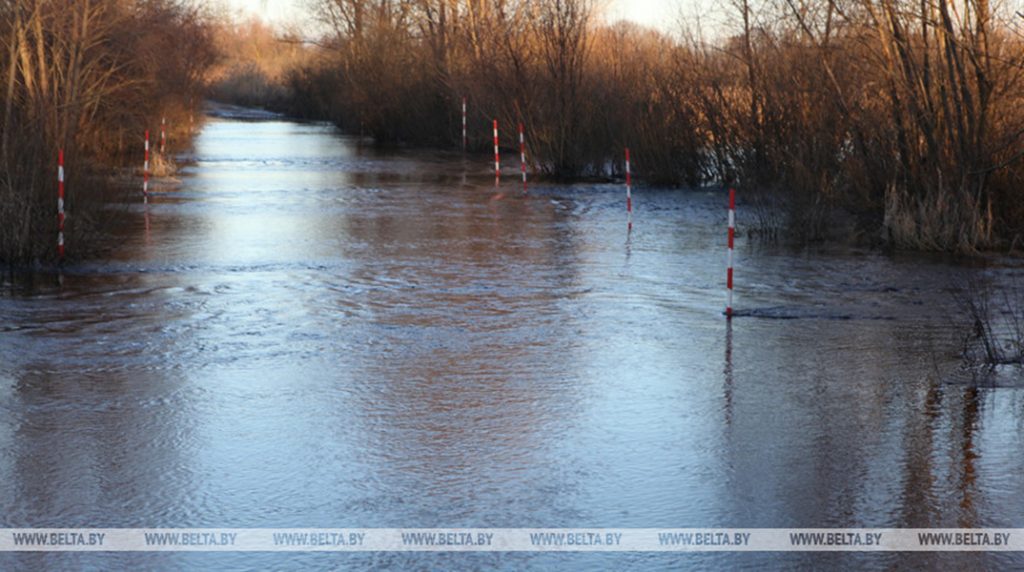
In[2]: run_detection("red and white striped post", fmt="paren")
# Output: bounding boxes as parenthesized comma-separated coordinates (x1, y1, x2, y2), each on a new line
(493, 119, 500, 180)
(143, 130, 150, 203)
(726, 188, 736, 319)
(160, 117, 166, 154)
(461, 97, 467, 151)
(625, 147, 633, 231)
(57, 149, 65, 260)
(519, 122, 527, 192)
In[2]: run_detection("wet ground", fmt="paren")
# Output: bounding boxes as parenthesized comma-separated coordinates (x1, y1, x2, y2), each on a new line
(1, 115, 1023, 570)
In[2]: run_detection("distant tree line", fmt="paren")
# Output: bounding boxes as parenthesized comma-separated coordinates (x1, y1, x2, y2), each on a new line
(3, 0, 1021, 264)
(0, 0, 215, 268)
(206, 16, 311, 110)
(270, 0, 1023, 252)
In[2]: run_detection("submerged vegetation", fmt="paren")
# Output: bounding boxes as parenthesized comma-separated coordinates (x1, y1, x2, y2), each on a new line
(259, 0, 1023, 252)
(2, 0, 1023, 267)
(0, 0, 215, 269)
(954, 275, 1024, 369)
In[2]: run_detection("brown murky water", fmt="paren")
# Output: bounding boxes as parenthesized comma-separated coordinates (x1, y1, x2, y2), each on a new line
(2, 115, 1023, 569)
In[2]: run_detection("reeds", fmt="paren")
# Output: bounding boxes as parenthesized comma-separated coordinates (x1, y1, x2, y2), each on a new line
(953, 275, 1024, 368)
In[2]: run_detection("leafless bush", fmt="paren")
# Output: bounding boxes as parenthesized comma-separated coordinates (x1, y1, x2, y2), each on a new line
(0, 0, 215, 268)
(285, 0, 1024, 250)
(209, 63, 289, 109)
(953, 275, 1024, 367)
(206, 18, 314, 111)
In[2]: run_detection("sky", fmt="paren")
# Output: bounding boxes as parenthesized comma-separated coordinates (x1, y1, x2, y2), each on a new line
(218, 0, 301, 25)
(605, 0, 683, 30)
(219, 0, 686, 33)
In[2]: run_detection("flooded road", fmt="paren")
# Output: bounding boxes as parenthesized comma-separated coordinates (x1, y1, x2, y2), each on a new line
(2, 116, 1024, 569)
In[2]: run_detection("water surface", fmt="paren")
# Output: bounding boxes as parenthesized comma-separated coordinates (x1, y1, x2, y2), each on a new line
(2, 117, 1023, 570)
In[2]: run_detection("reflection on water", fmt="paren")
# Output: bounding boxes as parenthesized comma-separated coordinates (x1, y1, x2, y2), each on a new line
(2, 118, 1024, 569)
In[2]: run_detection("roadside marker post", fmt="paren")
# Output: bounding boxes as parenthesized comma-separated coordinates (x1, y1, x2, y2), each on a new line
(493, 120, 500, 181)
(727, 188, 736, 319)
(625, 148, 633, 232)
(519, 123, 527, 192)
(143, 130, 150, 203)
(57, 150, 65, 260)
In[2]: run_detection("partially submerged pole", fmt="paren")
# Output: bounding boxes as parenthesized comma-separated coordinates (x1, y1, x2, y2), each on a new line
(727, 188, 736, 319)
(519, 122, 527, 193)
(625, 148, 633, 232)
(143, 130, 150, 203)
(57, 149, 65, 260)
(493, 119, 500, 181)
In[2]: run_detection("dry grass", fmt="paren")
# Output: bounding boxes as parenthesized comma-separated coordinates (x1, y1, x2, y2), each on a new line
(149, 153, 178, 179)
(884, 184, 995, 254)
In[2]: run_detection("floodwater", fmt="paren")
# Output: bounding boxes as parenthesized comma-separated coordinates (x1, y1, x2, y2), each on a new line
(2, 114, 1024, 570)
